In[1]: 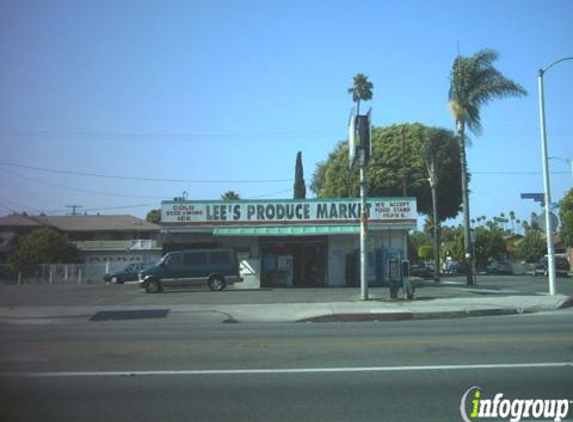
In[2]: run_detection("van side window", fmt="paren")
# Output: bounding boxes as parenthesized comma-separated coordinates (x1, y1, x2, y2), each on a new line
(184, 252, 207, 265)
(164, 253, 181, 267)
(210, 251, 230, 264)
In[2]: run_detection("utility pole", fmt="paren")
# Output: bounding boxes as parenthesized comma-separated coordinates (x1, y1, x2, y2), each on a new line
(349, 111, 372, 301)
(359, 148, 368, 301)
(66, 205, 83, 216)
(401, 126, 408, 197)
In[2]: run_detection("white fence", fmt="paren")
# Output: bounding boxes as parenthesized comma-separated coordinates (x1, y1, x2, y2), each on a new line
(0, 263, 137, 285)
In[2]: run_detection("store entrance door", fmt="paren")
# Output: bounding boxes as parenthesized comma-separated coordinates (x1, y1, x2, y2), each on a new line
(260, 237, 327, 287)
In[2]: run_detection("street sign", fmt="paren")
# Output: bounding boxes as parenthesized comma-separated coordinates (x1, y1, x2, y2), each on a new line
(539, 211, 559, 233)
(520, 193, 545, 203)
(348, 109, 356, 168)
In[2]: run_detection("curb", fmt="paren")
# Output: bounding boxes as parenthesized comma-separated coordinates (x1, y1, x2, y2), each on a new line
(558, 296, 573, 309)
(298, 308, 531, 323)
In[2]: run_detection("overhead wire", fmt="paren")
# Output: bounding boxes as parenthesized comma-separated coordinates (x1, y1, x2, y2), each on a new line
(0, 129, 340, 141)
(0, 161, 293, 184)
(0, 167, 166, 199)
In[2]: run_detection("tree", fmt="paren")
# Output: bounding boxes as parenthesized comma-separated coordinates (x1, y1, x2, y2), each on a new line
(408, 231, 432, 263)
(509, 211, 516, 234)
(559, 188, 573, 248)
(473, 226, 506, 268)
(348, 73, 373, 115)
(516, 229, 546, 263)
(420, 127, 457, 281)
(418, 245, 433, 262)
(7, 228, 79, 271)
(311, 124, 463, 221)
(441, 224, 506, 269)
(448, 48, 527, 285)
(221, 191, 240, 201)
(146, 209, 161, 224)
(293, 151, 306, 199)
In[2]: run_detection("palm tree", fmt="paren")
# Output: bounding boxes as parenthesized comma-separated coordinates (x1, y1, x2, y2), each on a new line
(509, 211, 516, 234)
(421, 127, 455, 282)
(221, 191, 240, 201)
(348, 73, 373, 115)
(448, 48, 527, 285)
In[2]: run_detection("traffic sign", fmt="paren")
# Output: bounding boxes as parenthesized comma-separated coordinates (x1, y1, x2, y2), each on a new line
(539, 212, 559, 233)
(520, 193, 545, 202)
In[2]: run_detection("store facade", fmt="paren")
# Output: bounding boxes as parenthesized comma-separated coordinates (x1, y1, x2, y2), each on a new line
(160, 198, 417, 288)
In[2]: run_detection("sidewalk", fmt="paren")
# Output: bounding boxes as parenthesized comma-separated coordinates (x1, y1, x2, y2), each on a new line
(0, 284, 570, 324)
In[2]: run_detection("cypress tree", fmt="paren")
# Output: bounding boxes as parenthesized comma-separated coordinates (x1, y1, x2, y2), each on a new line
(293, 151, 306, 199)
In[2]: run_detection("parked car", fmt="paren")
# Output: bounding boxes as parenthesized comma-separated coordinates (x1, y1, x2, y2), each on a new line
(138, 249, 243, 293)
(410, 264, 434, 278)
(486, 261, 513, 275)
(534, 256, 571, 277)
(444, 260, 466, 274)
(103, 263, 148, 284)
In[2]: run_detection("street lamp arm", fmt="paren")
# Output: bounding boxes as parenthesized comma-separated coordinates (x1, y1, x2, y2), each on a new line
(540, 56, 573, 75)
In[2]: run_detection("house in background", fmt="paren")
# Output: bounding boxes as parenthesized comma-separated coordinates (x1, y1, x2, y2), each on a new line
(36, 215, 162, 267)
(0, 214, 162, 268)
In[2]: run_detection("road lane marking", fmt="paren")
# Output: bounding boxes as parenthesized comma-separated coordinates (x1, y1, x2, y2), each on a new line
(1, 362, 571, 378)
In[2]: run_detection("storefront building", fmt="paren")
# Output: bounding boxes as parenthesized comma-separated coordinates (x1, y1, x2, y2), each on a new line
(160, 198, 417, 288)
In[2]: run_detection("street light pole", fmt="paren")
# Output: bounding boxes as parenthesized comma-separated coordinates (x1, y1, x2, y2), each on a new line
(537, 56, 573, 296)
(360, 149, 368, 301)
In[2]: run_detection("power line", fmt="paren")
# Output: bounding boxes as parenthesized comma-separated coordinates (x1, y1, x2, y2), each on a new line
(0, 129, 340, 141)
(0, 167, 166, 199)
(473, 171, 569, 175)
(248, 188, 293, 199)
(81, 203, 159, 212)
(0, 161, 293, 184)
(0, 195, 43, 214)
(66, 205, 83, 216)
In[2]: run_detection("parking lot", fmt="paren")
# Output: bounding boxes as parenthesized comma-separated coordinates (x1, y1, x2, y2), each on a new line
(0, 274, 570, 308)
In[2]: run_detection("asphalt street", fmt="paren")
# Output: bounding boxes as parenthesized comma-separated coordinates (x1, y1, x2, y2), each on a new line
(1, 307, 572, 422)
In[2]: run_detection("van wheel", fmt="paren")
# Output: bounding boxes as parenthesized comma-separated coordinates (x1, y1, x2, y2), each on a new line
(208, 275, 226, 291)
(145, 279, 162, 293)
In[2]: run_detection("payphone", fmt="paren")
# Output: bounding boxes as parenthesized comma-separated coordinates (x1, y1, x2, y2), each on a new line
(388, 258, 401, 299)
(387, 258, 415, 300)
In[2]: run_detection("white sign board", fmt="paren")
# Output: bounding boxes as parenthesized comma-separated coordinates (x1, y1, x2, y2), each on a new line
(161, 198, 417, 226)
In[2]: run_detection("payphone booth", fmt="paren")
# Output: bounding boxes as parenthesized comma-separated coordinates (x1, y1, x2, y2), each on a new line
(388, 258, 401, 299)
(387, 258, 415, 300)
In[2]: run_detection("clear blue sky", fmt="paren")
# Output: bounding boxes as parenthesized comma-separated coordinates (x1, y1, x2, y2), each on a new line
(0, 0, 571, 228)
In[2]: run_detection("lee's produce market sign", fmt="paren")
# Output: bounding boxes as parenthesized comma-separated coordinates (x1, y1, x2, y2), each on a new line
(161, 198, 416, 225)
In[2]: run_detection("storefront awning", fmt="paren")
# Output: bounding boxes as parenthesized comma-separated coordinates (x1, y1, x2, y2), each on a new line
(213, 225, 360, 236)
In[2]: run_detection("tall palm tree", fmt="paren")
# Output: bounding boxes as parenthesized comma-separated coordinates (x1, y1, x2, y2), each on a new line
(509, 210, 516, 234)
(448, 48, 527, 285)
(421, 127, 456, 282)
(348, 73, 373, 115)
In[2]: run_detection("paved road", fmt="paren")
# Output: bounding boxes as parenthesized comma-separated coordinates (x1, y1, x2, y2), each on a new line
(1, 308, 572, 421)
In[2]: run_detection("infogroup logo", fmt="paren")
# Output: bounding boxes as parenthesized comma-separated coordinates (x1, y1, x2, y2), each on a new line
(460, 386, 571, 422)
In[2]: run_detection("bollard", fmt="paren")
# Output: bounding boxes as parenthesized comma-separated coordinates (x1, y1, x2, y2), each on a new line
(78, 269, 82, 284)
(64, 265, 68, 280)
(49, 269, 53, 285)
(18, 273, 22, 285)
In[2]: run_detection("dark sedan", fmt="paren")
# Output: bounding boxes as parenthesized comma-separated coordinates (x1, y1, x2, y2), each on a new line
(103, 263, 147, 284)
(486, 261, 513, 275)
